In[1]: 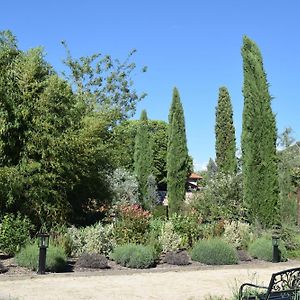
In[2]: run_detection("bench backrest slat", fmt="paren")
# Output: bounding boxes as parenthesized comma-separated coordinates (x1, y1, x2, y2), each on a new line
(266, 267, 300, 299)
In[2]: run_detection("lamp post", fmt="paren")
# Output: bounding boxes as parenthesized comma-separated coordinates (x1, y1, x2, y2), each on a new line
(37, 233, 49, 274)
(272, 225, 281, 263)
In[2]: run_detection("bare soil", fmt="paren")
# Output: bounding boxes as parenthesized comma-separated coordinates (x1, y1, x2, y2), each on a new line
(0, 255, 299, 300)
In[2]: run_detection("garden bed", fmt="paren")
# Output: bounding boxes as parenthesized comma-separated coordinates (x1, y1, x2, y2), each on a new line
(0, 250, 268, 277)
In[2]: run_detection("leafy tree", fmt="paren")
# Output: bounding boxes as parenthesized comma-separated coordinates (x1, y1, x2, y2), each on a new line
(134, 110, 153, 206)
(110, 119, 168, 188)
(167, 87, 189, 215)
(0, 31, 145, 227)
(277, 129, 300, 224)
(241, 36, 279, 227)
(215, 87, 237, 174)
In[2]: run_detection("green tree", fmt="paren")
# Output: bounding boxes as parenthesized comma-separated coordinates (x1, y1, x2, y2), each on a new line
(206, 158, 218, 180)
(241, 36, 279, 227)
(215, 87, 237, 174)
(110, 119, 168, 187)
(134, 110, 153, 206)
(167, 87, 189, 215)
(0, 31, 145, 227)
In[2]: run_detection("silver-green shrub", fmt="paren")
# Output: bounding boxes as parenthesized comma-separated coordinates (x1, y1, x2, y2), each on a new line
(158, 221, 182, 253)
(248, 236, 287, 262)
(15, 242, 67, 272)
(191, 238, 238, 265)
(223, 220, 253, 250)
(67, 222, 115, 257)
(111, 244, 155, 268)
(108, 168, 139, 205)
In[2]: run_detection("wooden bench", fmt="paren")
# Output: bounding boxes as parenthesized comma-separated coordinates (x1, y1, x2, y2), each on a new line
(239, 267, 300, 300)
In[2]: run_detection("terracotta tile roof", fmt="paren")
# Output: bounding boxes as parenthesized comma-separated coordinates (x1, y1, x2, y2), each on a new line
(189, 172, 203, 179)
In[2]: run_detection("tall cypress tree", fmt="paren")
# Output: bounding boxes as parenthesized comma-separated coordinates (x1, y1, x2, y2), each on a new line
(241, 36, 279, 227)
(134, 110, 153, 206)
(167, 87, 189, 215)
(215, 87, 237, 174)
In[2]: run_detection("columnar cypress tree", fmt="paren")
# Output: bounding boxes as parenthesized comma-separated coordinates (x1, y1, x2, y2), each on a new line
(134, 110, 153, 206)
(241, 36, 279, 227)
(215, 87, 237, 174)
(167, 87, 189, 215)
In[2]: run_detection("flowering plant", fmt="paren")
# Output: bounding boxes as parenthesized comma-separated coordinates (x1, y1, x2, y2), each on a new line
(113, 204, 151, 245)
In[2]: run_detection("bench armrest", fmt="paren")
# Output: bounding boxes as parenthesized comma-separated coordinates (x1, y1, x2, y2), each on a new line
(239, 283, 268, 300)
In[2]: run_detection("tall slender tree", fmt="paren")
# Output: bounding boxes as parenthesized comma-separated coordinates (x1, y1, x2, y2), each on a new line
(241, 36, 279, 227)
(134, 110, 153, 206)
(167, 87, 189, 215)
(215, 87, 237, 174)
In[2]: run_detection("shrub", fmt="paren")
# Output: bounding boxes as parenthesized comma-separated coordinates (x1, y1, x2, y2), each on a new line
(111, 244, 156, 269)
(158, 221, 182, 253)
(191, 172, 243, 222)
(170, 213, 202, 248)
(15, 242, 67, 272)
(146, 218, 164, 258)
(164, 250, 190, 265)
(67, 223, 115, 257)
(0, 213, 34, 256)
(248, 237, 287, 262)
(223, 220, 253, 250)
(280, 224, 300, 251)
(191, 238, 238, 265)
(75, 253, 108, 269)
(108, 168, 139, 205)
(113, 204, 151, 245)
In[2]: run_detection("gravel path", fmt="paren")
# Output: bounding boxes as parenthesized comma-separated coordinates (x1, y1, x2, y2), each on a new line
(0, 260, 299, 300)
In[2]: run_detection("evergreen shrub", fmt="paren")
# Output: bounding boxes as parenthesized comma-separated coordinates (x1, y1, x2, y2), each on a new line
(0, 213, 34, 256)
(111, 244, 156, 269)
(113, 204, 151, 245)
(158, 221, 182, 253)
(223, 220, 253, 250)
(67, 223, 114, 257)
(75, 253, 108, 269)
(248, 237, 287, 262)
(15, 243, 67, 272)
(170, 213, 202, 248)
(191, 238, 238, 265)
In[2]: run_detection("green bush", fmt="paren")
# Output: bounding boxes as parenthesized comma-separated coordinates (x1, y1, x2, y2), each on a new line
(158, 221, 182, 253)
(223, 220, 253, 250)
(113, 204, 151, 245)
(0, 213, 34, 256)
(146, 218, 164, 258)
(170, 213, 202, 248)
(111, 244, 156, 269)
(15, 242, 67, 272)
(75, 253, 108, 269)
(248, 237, 287, 262)
(191, 238, 238, 265)
(67, 222, 115, 257)
(280, 224, 300, 251)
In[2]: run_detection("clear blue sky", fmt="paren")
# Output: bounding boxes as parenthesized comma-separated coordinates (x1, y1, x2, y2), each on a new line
(2, 1, 300, 170)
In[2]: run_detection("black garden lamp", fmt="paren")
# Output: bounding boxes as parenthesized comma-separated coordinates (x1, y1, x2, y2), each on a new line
(37, 233, 49, 274)
(272, 225, 281, 263)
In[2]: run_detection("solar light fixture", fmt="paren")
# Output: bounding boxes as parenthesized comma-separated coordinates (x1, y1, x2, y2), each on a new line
(37, 232, 49, 274)
(272, 225, 281, 263)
